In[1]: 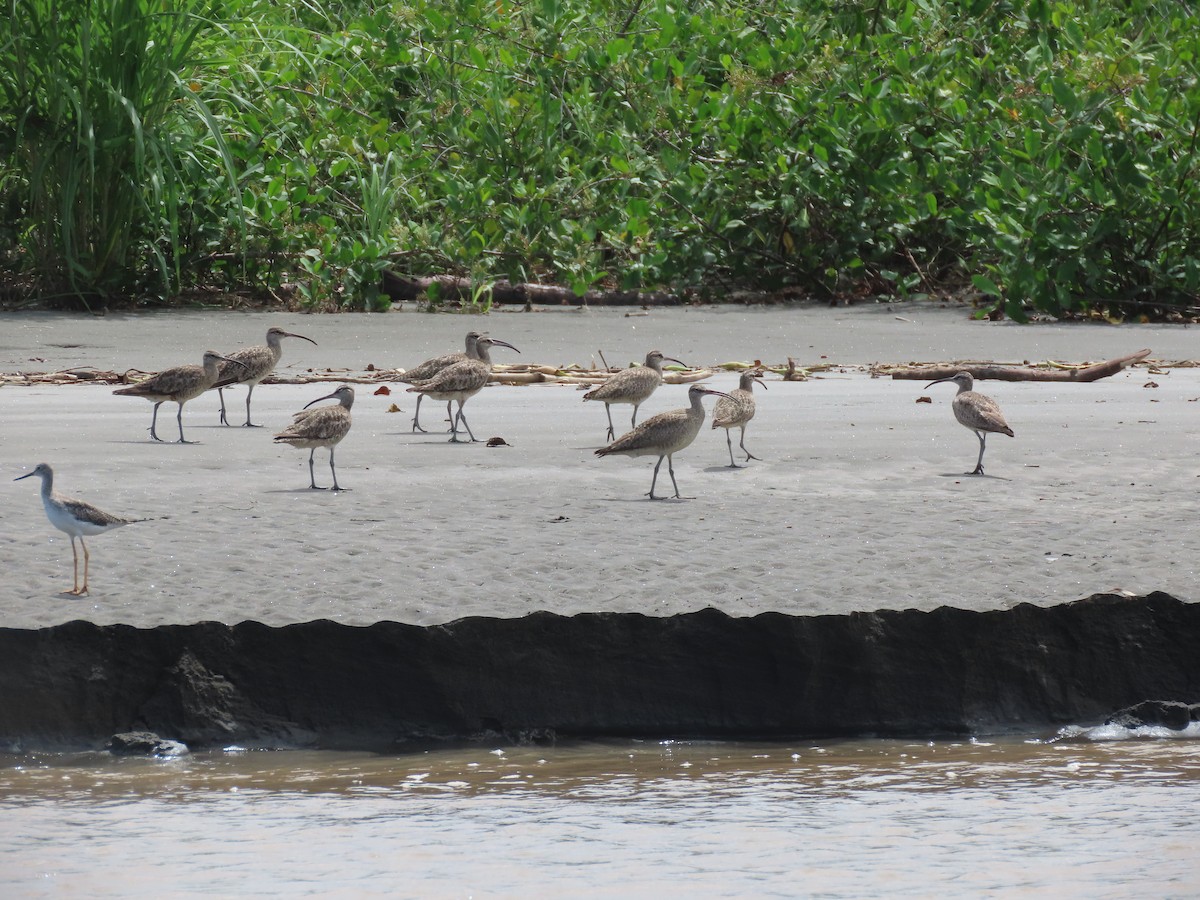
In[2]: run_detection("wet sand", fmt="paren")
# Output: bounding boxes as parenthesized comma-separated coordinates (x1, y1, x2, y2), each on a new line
(1, 303, 1197, 628)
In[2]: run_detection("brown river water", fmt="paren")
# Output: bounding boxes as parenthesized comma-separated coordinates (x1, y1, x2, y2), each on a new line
(2, 728, 1198, 898)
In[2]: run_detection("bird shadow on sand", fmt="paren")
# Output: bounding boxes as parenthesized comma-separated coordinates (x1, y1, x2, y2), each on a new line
(597, 495, 696, 503)
(384, 430, 475, 442)
(108, 439, 207, 446)
(937, 472, 1012, 481)
(261, 488, 352, 495)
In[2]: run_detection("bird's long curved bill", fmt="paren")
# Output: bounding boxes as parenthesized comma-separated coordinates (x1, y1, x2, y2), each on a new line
(304, 391, 339, 409)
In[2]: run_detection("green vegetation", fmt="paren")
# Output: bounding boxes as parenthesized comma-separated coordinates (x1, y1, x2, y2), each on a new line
(2, 0, 1198, 319)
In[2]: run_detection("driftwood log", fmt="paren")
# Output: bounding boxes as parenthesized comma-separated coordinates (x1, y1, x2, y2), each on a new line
(5, 350, 1179, 388)
(381, 271, 682, 307)
(881, 348, 1152, 382)
(1, 364, 716, 389)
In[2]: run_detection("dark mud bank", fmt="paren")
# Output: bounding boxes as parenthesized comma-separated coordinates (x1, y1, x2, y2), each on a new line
(2, 592, 1197, 751)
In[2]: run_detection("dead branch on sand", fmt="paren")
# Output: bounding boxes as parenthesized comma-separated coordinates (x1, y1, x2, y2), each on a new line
(878, 349, 1152, 382)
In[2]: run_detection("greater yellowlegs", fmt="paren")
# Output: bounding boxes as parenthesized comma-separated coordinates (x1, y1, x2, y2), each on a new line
(15, 463, 146, 595)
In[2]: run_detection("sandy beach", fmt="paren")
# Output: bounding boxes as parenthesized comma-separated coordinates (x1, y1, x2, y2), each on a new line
(1, 303, 1197, 629)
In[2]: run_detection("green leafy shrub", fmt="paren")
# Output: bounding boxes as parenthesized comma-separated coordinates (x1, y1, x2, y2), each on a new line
(2, 0, 1197, 318)
(0, 0, 239, 305)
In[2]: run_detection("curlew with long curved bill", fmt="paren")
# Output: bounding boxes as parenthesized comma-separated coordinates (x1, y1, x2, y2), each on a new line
(273, 384, 355, 491)
(213, 326, 318, 427)
(399, 331, 483, 433)
(712, 370, 766, 467)
(114, 350, 245, 443)
(596, 384, 733, 500)
(15, 463, 147, 596)
(405, 336, 519, 443)
(584, 349, 686, 441)
(925, 371, 1014, 475)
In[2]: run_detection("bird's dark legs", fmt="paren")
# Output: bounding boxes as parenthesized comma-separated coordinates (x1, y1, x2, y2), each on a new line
(720, 432, 739, 468)
(451, 403, 480, 443)
(176, 403, 195, 444)
(739, 427, 761, 462)
(647, 455, 665, 499)
(604, 405, 615, 442)
(149, 402, 165, 442)
(666, 454, 682, 498)
(242, 385, 260, 427)
(329, 446, 346, 491)
(218, 388, 230, 426)
(411, 394, 428, 433)
(307, 448, 325, 489)
(970, 432, 987, 475)
(647, 455, 684, 500)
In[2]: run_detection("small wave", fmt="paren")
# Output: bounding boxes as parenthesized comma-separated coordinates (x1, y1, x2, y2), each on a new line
(1054, 721, 1200, 742)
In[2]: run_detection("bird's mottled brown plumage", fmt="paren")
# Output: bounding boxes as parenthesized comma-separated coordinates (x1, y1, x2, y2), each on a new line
(15, 462, 146, 595)
(596, 384, 732, 499)
(711, 370, 765, 467)
(274, 385, 354, 490)
(114, 350, 244, 443)
(400, 331, 483, 433)
(926, 371, 1014, 475)
(213, 327, 317, 427)
(584, 350, 685, 441)
(405, 336, 519, 442)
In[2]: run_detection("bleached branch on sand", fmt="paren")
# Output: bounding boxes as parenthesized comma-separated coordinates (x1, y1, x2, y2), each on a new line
(878, 349, 1152, 382)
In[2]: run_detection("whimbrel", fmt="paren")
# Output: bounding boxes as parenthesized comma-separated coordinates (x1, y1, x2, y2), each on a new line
(596, 384, 733, 499)
(399, 331, 483, 433)
(584, 350, 686, 441)
(405, 335, 519, 442)
(213, 327, 317, 427)
(273, 384, 355, 490)
(925, 371, 1014, 475)
(15, 463, 146, 595)
(114, 350, 245, 443)
(712, 370, 766, 467)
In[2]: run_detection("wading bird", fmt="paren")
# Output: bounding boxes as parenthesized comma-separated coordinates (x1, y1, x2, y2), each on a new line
(596, 384, 733, 499)
(399, 331, 483, 433)
(405, 336, 519, 443)
(925, 371, 1014, 475)
(712, 370, 766, 467)
(114, 350, 244, 443)
(213, 326, 318, 427)
(273, 384, 355, 491)
(584, 350, 686, 441)
(15, 463, 147, 596)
